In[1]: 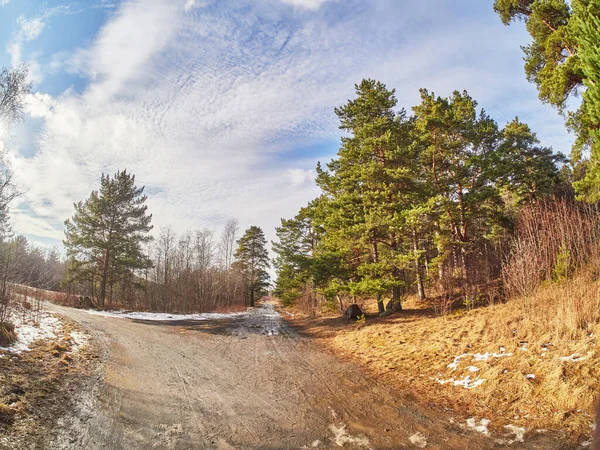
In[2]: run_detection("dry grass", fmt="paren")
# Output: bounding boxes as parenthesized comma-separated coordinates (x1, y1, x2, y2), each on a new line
(0, 403, 15, 424)
(0, 322, 16, 347)
(293, 275, 600, 441)
(12, 284, 79, 307)
(0, 315, 98, 447)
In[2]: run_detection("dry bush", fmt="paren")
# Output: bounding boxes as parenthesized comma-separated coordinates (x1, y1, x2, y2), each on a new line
(503, 200, 600, 301)
(0, 321, 15, 347)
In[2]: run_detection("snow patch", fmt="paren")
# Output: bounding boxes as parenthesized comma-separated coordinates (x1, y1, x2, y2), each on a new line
(69, 331, 89, 352)
(524, 373, 536, 380)
(329, 424, 371, 448)
(447, 351, 512, 371)
(495, 424, 526, 445)
(466, 366, 480, 372)
(409, 431, 427, 448)
(87, 309, 247, 322)
(435, 375, 486, 389)
(465, 418, 491, 435)
(0, 311, 61, 354)
(473, 351, 513, 361)
(559, 353, 588, 363)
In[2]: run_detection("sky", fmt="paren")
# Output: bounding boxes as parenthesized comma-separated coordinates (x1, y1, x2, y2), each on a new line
(0, 0, 574, 254)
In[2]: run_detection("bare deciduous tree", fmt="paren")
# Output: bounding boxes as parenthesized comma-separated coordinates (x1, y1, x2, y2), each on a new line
(0, 65, 31, 125)
(219, 218, 238, 269)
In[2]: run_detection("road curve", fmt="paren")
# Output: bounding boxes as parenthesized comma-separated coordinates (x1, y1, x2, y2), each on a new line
(44, 302, 553, 450)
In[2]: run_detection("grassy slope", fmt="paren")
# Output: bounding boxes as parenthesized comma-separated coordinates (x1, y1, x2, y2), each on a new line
(290, 274, 599, 443)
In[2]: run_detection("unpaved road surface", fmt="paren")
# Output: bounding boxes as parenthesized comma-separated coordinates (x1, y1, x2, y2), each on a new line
(44, 302, 565, 449)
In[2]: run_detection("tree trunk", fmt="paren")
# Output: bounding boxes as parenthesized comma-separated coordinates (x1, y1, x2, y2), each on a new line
(412, 228, 426, 300)
(99, 249, 110, 309)
(434, 223, 445, 287)
(391, 284, 403, 311)
(377, 293, 384, 314)
(250, 288, 254, 307)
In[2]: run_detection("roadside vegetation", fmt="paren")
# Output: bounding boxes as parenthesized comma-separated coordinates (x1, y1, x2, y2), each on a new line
(273, 0, 600, 444)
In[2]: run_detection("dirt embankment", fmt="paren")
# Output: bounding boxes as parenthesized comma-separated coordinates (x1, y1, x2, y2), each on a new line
(0, 315, 101, 450)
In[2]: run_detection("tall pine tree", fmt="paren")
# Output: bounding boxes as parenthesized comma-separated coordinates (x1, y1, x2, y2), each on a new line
(64, 170, 153, 308)
(316, 79, 422, 312)
(233, 226, 270, 307)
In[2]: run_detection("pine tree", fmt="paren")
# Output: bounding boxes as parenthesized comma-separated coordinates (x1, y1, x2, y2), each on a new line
(64, 170, 153, 308)
(496, 117, 565, 206)
(233, 226, 270, 307)
(493, 0, 600, 199)
(572, 3, 600, 200)
(315, 79, 423, 312)
(273, 206, 315, 305)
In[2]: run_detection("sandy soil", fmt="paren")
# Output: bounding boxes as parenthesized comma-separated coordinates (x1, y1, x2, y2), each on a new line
(39, 301, 566, 449)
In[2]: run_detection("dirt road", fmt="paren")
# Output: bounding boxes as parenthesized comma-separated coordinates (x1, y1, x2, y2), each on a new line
(44, 302, 562, 449)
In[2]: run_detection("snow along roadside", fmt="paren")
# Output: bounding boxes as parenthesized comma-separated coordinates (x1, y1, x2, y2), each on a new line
(86, 309, 247, 322)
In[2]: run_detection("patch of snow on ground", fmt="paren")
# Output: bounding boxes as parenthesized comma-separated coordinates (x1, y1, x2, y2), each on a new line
(435, 375, 486, 389)
(88, 310, 247, 322)
(447, 354, 468, 370)
(447, 351, 512, 371)
(0, 311, 61, 354)
(328, 424, 371, 448)
(70, 331, 89, 352)
(472, 351, 513, 361)
(466, 366, 480, 372)
(409, 431, 427, 448)
(495, 424, 526, 445)
(465, 418, 491, 435)
(559, 353, 588, 362)
(525, 373, 536, 379)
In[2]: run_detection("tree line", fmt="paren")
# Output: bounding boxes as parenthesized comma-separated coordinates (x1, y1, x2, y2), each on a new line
(62, 171, 271, 312)
(272, 0, 600, 314)
(272, 80, 569, 313)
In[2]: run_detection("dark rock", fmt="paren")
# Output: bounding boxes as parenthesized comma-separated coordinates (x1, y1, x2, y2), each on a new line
(385, 300, 402, 313)
(344, 304, 363, 320)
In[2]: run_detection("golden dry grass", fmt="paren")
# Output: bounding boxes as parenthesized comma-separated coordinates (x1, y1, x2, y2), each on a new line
(293, 274, 600, 439)
(0, 403, 14, 424)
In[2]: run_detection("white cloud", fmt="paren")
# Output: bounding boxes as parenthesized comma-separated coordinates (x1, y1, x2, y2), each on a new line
(288, 169, 316, 187)
(7, 15, 46, 68)
(6, 14, 48, 84)
(279, 0, 334, 9)
(8, 0, 573, 252)
(0, 0, 10, 5)
(184, 0, 208, 11)
(17, 15, 45, 41)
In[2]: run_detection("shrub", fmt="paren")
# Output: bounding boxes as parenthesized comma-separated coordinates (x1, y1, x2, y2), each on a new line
(0, 322, 16, 347)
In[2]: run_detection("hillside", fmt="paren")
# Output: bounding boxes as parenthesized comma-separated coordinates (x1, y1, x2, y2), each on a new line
(285, 277, 599, 447)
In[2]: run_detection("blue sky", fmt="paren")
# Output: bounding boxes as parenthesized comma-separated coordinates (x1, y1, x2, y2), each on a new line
(0, 0, 574, 252)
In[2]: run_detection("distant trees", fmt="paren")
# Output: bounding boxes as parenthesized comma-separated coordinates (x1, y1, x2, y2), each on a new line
(60, 170, 251, 313)
(141, 226, 246, 313)
(63, 170, 153, 309)
(273, 79, 565, 313)
(234, 226, 270, 307)
(219, 218, 239, 269)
